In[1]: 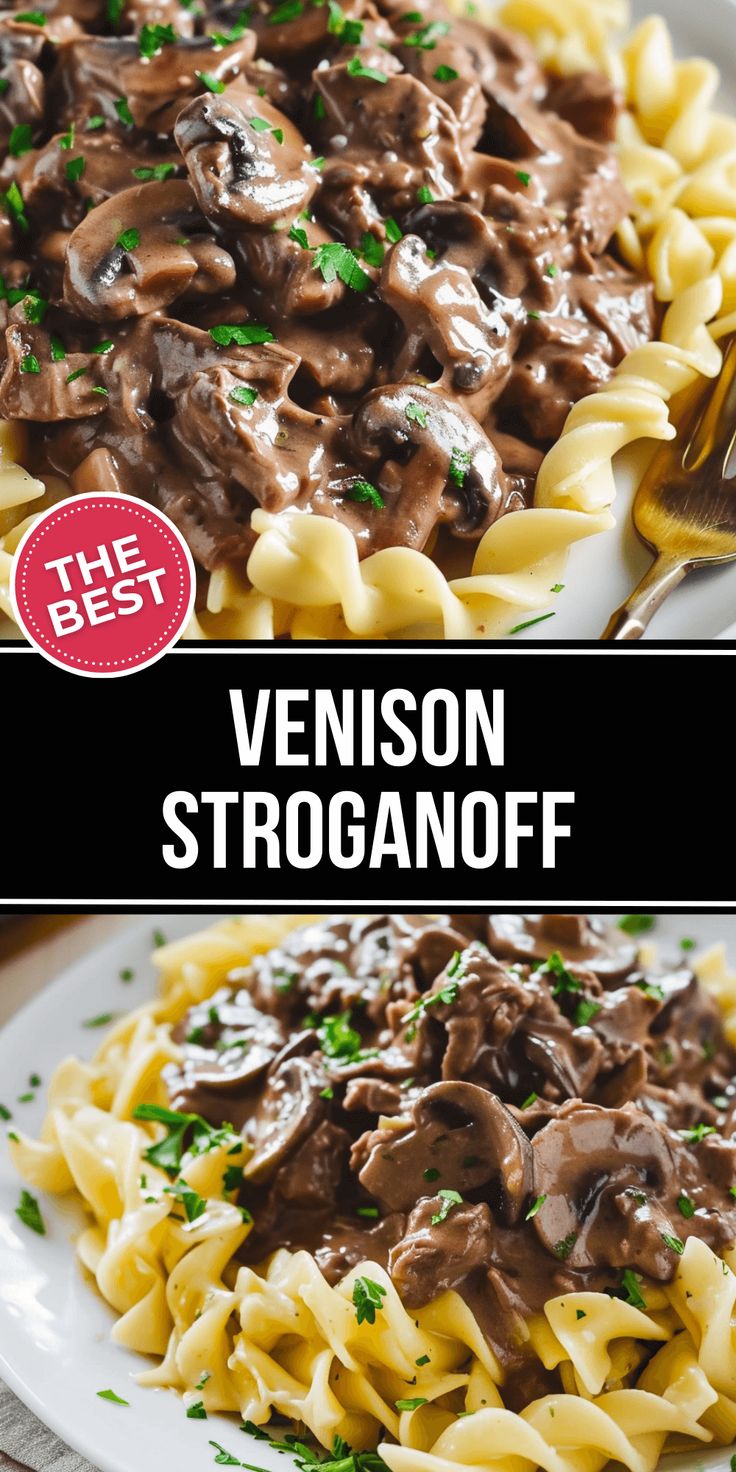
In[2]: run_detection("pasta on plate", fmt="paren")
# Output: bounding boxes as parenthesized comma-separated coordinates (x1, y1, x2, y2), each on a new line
(0, 0, 734, 640)
(10, 913, 736, 1472)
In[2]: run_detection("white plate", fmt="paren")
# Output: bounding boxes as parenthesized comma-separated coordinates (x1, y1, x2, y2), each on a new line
(1, 912, 736, 1472)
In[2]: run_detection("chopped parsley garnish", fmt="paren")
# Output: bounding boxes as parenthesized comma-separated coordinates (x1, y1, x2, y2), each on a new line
(319, 1086, 334, 1100)
(405, 401, 428, 427)
(326, 0, 363, 42)
(229, 385, 258, 406)
(9, 123, 33, 157)
(268, 0, 303, 20)
(679, 1123, 717, 1143)
(620, 1269, 646, 1309)
(527, 310, 540, 320)
(521, 1092, 538, 1109)
(416, 185, 434, 204)
(107, 0, 124, 25)
(0, 78, 8, 94)
(317, 1010, 376, 1065)
(16, 1189, 45, 1235)
(116, 227, 140, 251)
(114, 97, 134, 126)
(210, 323, 274, 346)
(132, 163, 176, 181)
(403, 18, 449, 47)
(416, 1354, 430, 1366)
(360, 231, 384, 267)
(509, 611, 555, 634)
(164, 1182, 207, 1222)
(5, 181, 29, 233)
(66, 367, 88, 383)
(223, 1164, 243, 1199)
(635, 979, 665, 1002)
(16, 10, 46, 22)
(209, 1445, 242, 1467)
(423, 1167, 440, 1182)
(546, 264, 558, 278)
(132, 1102, 239, 1177)
(550, 581, 564, 592)
(395, 1398, 427, 1411)
(93, 339, 114, 354)
(0, 1104, 10, 1120)
(357, 1205, 379, 1217)
(210, 12, 249, 43)
(289, 223, 309, 248)
(554, 1233, 576, 1260)
(65, 156, 86, 183)
(680, 937, 695, 951)
(401, 979, 459, 1040)
(677, 1194, 695, 1218)
(29, 1074, 41, 1088)
(83, 1011, 116, 1027)
(515, 170, 531, 186)
(138, 21, 177, 55)
(576, 1309, 586, 1319)
(346, 479, 384, 509)
(196, 1372, 212, 1390)
(314, 241, 371, 292)
(352, 1275, 387, 1325)
(661, 1231, 685, 1255)
(18, 1092, 34, 1102)
(346, 55, 388, 82)
(574, 999, 602, 1027)
(525, 1194, 546, 1220)
(20, 354, 40, 375)
(249, 115, 271, 132)
(448, 446, 470, 486)
(730, 1186, 736, 1200)
(446, 950, 464, 978)
(186, 1402, 208, 1418)
(535, 951, 580, 997)
(59, 121, 75, 149)
(618, 915, 655, 936)
(313, 93, 326, 120)
(431, 1188, 462, 1225)
(385, 216, 402, 243)
(180, 45, 213, 79)
(96, 1390, 129, 1406)
(433, 64, 457, 81)
(86, 115, 105, 130)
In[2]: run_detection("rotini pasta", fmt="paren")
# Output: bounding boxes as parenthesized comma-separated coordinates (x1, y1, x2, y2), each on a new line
(9, 914, 736, 1472)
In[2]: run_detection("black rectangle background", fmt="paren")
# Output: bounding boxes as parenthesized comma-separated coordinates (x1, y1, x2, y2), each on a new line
(2, 645, 730, 904)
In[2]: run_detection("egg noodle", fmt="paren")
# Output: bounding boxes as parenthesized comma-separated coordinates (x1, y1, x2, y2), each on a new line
(10, 914, 736, 1470)
(1, 0, 735, 640)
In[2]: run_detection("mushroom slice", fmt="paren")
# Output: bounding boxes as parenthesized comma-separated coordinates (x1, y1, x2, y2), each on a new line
(175, 88, 318, 230)
(487, 914, 638, 982)
(357, 1079, 532, 1222)
(63, 180, 233, 320)
(243, 1055, 329, 1181)
(530, 1102, 680, 1273)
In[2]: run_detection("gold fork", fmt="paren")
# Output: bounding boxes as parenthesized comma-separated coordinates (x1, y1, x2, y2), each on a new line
(601, 334, 736, 640)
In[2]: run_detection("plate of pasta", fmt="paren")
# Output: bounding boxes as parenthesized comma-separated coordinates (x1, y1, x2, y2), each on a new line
(3, 911, 736, 1472)
(0, 0, 735, 642)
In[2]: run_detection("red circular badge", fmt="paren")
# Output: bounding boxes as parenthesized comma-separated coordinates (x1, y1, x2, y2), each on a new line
(11, 492, 196, 677)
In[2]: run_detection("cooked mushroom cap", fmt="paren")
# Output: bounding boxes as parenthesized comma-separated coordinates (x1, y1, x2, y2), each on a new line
(243, 1055, 328, 1181)
(487, 914, 639, 981)
(358, 1079, 532, 1222)
(63, 180, 234, 320)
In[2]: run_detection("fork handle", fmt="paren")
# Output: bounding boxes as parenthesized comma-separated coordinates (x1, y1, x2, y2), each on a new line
(601, 553, 689, 640)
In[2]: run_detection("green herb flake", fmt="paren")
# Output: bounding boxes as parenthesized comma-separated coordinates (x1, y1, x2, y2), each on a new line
(20, 354, 40, 375)
(515, 169, 531, 185)
(576, 1309, 586, 1320)
(196, 68, 226, 93)
(138, 21, 177, 55)
(314, 240, 371, 292)
(132, 163, 176, 181)
(5, 180, 29, 232)
(554, 1233, 577, 1260)
(395, 1398, 427, 1412)
(360, 230, 384, 267)
(416, 184, 434, 204)
(229, 384, 258, 406)
(508, 609, 556, 634)
(403, 18, 449, 47)
(525, 1194, 547, 1220)
(416, 1354, 430, 1366)
(574, 999, 602, 1028)
(16, 1188, 45, 1235)
(116, 226, 140, 251)
(313, 93, 326, 120)
(677, 1194, 695, 1219)
(66, 367, 87, 384)
(15, 10, 46, 22)
(0, 1104, 10, 1120)
(346, 478, 384, 509)
(346, 55, 388, 82)
(680, 937, 696, 951)
(618, 915, 655, 936)
(114, 96, 134, 125)
(268, 0, 303, 20)
(210, 323, 274, 347)
(9, 123, 33, 157)
(352, 1274, 387, 1325)
(405, 400, 428, 428)
(433, 64, 457, 81)
(164, 1180, 207, 1222)
(431, 1188, 462, 1226)
(196, 1372, 212, 1390)
(186, 1401, 208, 1419)
(86, 115, 105, 131)
(535, 950, 580, 997)
(661, 1231, 685, 1254)
(679, 1123, 717, 1144)
(423, 1167, 440, 1182)
(521, 1092, 538, 1109)
(83, 1011, 116, 1027)
(356, 1205, 379, 1218)
(319, 1086, 334, 1100)
(97, 1390, 129, 1406)
(65, 156, 86, 183)
(385, 216, 402, 243)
